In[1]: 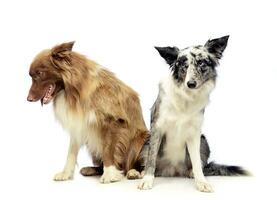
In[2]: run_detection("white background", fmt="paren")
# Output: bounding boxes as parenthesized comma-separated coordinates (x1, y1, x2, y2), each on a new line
(0, 0, 276, 199)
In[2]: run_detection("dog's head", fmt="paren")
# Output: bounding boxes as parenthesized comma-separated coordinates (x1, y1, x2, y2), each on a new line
(155, 36, 229, 89)
(27, 41, 75, 105)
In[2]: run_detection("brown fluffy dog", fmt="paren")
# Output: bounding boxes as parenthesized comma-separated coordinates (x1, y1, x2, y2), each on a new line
(27, 42, 149, 183)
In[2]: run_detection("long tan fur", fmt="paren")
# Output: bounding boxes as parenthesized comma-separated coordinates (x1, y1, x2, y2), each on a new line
(28, 42, 149, 182)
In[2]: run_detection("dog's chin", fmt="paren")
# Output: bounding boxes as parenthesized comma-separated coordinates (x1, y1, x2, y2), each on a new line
(40, 84, 56, 106)
(189, 86, 201, 90)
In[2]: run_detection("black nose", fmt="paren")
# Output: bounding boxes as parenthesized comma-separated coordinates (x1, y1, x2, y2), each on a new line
(187, 80, 197, 89)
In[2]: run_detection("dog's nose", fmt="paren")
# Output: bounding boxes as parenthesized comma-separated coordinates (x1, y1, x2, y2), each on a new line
(187, 80, 197, 89)
(27, 95, 35, 102)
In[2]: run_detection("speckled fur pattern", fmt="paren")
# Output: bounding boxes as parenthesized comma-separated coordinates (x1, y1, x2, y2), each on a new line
(139, 36, 248, 192)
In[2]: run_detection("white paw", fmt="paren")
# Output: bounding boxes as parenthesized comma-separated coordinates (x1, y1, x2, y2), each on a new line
(195, 181, 214, 192)
(53, 171, 73, 181)
(138, 175, 154, 190)
(100, 166, 123, 184)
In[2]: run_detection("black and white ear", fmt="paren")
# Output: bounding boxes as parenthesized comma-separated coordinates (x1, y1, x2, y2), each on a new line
(204, 36, 229, 59)
(155, 46, 179, 65)
(51, 41, 75, 60)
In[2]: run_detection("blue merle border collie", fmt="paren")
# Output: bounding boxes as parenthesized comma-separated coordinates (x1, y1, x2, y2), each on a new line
(138, 36, 249, 192)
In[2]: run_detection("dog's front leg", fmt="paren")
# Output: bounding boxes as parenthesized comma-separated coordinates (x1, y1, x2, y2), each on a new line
(138, 128, 162, 190)
(187, 135, 213, 192)
(54, 137, 80, 181)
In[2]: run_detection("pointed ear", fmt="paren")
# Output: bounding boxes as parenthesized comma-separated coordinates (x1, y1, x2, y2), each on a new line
(155, 46, 179, 65)
(51, 41, 75, 59)
(205, 36, 229, 59)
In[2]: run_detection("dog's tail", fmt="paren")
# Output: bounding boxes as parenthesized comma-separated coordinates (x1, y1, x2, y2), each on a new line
(125, 130, 149, 172)
(203, 162, 250, 176)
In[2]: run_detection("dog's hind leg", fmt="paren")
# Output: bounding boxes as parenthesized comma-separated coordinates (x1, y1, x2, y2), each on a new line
(80, 166, 103, 176)
(126, 169, 143, 179)
(80, 154, 103, 176)
(127, 134, 149, 180)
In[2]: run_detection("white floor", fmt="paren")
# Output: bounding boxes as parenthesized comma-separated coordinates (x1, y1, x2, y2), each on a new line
(1, 168, 272, 200)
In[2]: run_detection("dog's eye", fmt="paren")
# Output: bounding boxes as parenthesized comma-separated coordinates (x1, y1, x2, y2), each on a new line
(198, 60, 205, 67)
(36, 71, 42, 76)
(200, 65, 208, 73)
(33, 72, 43, 81)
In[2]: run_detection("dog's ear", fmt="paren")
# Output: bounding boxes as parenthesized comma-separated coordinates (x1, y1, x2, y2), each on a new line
(204, 36, 229, 59)
(51, 41, 75, 60)
(155, 46, 179, 65)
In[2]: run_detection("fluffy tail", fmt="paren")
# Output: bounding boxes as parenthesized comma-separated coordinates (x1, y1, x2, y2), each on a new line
(203, 162, 250, 176)
(125, 130, 149, 172)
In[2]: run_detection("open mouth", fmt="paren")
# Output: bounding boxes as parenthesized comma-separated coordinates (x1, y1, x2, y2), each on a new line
(41, 84, 56, 105)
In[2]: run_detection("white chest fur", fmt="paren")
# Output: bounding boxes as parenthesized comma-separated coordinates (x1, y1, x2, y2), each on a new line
(156, 77, 214, 165)
(53, 92, 102, 157)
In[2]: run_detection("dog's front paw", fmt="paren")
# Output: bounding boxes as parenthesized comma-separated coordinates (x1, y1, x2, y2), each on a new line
(138, 175, 154, 190)
(53, 171, 73, 181)
(100, 166, 123, 184)
(195, 181, 213, 192)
